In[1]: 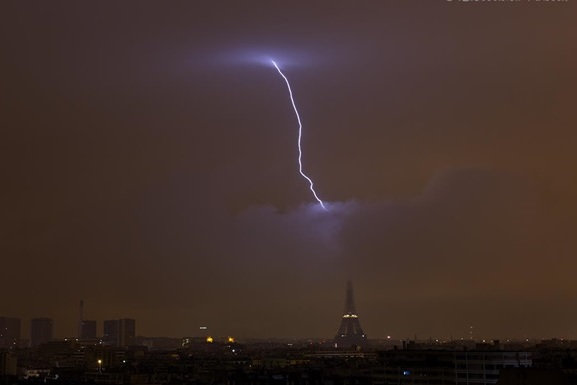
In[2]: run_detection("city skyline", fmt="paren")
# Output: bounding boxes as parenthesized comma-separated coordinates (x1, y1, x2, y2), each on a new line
(3, 286, 576, 342)
(2, 1, 577, 340)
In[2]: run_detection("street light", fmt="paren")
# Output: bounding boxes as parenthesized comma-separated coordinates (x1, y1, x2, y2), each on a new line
(97, 359, 102, 372)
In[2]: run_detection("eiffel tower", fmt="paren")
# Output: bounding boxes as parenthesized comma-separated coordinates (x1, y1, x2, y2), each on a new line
(334, 281, 367, 348)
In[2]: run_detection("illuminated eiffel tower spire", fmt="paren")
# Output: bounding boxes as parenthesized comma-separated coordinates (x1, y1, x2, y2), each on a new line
(335, 281, 367, 348)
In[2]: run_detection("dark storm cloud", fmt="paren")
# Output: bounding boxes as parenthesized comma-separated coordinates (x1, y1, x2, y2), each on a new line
(1, 1, 576, 339)
(214, 167, 567, 338)
(339, 168, 538, 285)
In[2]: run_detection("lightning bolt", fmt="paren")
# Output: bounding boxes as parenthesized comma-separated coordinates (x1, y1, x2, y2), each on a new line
(271, 59, 327, 211)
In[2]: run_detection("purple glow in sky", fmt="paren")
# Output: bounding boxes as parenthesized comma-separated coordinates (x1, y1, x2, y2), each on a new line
(210, 48, 327, 69)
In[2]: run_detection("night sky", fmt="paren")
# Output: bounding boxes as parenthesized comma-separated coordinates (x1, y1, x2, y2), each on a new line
(2, 1, 577, 341)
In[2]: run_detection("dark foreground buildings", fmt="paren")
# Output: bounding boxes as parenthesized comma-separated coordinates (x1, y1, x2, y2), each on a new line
(3, 338, 577, 385)
(0, 318, 20, 350)
(377, 348, 533, 384)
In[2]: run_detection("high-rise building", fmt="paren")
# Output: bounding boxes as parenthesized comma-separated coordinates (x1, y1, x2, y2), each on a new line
(81, 320, 97, 339)
(0, 317, 21, 349)
(30, 318, 53, 347)
(118, 319, 136, 347)
(334, 281, 367, 348)
(103, 320, 118, 346)
(103, 319, 135, 347)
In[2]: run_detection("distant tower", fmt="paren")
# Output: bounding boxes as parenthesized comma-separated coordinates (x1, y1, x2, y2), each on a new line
(78, 300, 84, 339)
(334, 281, 367, 348)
